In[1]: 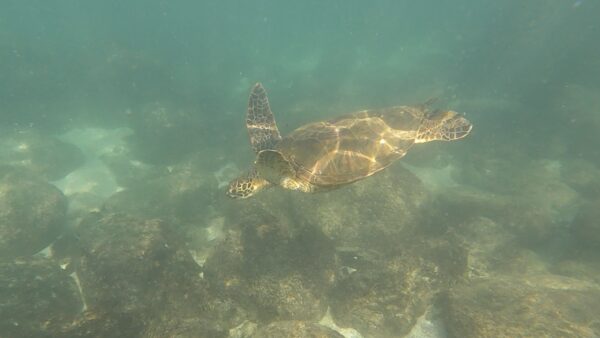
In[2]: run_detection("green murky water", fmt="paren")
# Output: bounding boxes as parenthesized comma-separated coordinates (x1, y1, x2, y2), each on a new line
(1, 1, 599, 337)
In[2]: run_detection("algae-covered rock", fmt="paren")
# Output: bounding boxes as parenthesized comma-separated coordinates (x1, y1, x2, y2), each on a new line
(0, 129, 84, 180)
(562, 159, 600, 199)
(250, 320, 344, 338)
(329, 247, 443, 338)
(571, 200, 600, 251)
(71, 212, 236, 336)
(103, 152, 220, 227)
(126, 101, 206, 165)
(61, 310, 145, 338)
(424, 179, 578, 247)
(0, 257, 83, 337)
(446, 216, 516, 278)
(225, 165, 427, 251)
(204, 218, 336, 323)
(442, 274, 600, 338)
(142, 316, 228, 338)
(293, 166, 427, 248)
(247, 273, 327, 322)
(0, 168, 67, 258)
(75, 213, 200, 311)
(217, 162, 445, 334)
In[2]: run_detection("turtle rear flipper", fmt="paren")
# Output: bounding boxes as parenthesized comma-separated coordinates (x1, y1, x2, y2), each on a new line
(227, 167, 270, 199)
(247, 83, 282, 153)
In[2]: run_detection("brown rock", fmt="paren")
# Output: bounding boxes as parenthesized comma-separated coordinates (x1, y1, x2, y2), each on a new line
(0, 168, 67, 258)
(442, 275, 600, 338)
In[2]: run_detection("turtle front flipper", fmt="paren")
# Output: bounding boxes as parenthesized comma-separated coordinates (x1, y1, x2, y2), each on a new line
(247, 83, 282, 153)
(416, 110, 472, 143)
(226, 167, 271, 199)
(256, 150, 312, 192)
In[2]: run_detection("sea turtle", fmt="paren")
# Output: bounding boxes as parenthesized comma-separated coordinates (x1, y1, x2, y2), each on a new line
(227, 83, 472, 198)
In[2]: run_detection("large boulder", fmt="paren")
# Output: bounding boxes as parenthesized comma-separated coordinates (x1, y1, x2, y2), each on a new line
(103, 152, 221, 228)
(0, 129, 84, 181)
(570, 200, 600, 251)
(441, 274, 600, 338)
(67, 212, 243, 337)
(294, 166, 427, 248)
(216, 162, 461, 336)
(423, 178, 578, 248)
(561, 159, 600, 199)
(224, 165, 427, 250)
(0, 257, 83, 337)
(329, 237, 466, 338)
(0, 168, 67, 258)
(74, 213, 198, 315)
(250, 320, 344, 338)
(126, 101, 206, 165)
(204, 219, 336, 324)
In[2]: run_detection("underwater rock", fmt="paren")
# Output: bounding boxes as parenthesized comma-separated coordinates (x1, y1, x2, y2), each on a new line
(442, 216, 515, 278)
(219, 163, 454, 335)
(99, 147, 161, 189)
(0, 256, 83, 337)
(571, 200, 600, 251)
(71, 212, 234, 336)
(506, 161, 579, 244)
(551, 258, 600, 286)
(454, 151, 529, 195)
(247, 273, 327, 322)
(444, 213, 568, 281)
(297, 166, 427, 248)
(126, 101, 206, 165)
(329, 247, 442, 338)
(441, 274, 600, 338)
(204, 218, 336, 324)
(229, 320, 259, 338)
(0, 128, 85, 181)
(143, 316, 228, 338)
(0, 168, 67, 258)
(249, 320, 344, 338)
(404, 305, 446, 338)
(562, 159, 600, 199)
(60, 310, 146, 338)
(318, 307, 364, 338)
(103, 152, 220, 227)
(138, 296, 248, 338)
(51, 127, 137, 223)
(424, 177, 578, 247)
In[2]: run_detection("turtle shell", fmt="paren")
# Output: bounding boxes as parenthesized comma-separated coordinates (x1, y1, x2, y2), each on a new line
(276, 106, 426, 187)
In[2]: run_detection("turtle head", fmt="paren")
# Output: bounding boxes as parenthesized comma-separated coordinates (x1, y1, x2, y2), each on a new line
(226, 169, 270, 199)
(416, 110, 472, 143)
